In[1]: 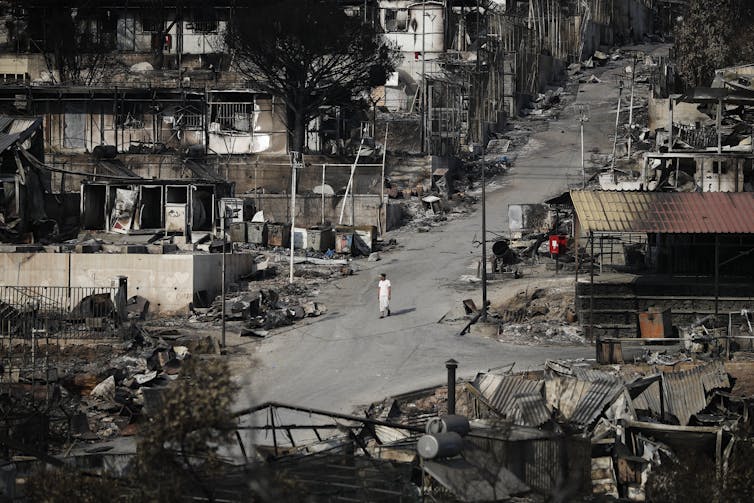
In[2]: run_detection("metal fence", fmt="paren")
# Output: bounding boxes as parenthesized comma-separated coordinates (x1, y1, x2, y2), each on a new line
(0, 285, 121, 340)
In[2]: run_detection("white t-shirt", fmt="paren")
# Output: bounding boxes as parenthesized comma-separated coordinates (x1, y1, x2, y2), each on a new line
(378, 279, 391, 298)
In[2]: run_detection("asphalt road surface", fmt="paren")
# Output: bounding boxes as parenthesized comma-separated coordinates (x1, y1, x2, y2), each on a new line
(235, 45, 666, 420)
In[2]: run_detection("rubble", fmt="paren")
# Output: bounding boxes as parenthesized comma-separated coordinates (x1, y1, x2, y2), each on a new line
(362, 354, 754, 501)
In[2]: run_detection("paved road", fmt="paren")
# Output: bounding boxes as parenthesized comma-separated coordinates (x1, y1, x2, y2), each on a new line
(233, 47, 659, 419)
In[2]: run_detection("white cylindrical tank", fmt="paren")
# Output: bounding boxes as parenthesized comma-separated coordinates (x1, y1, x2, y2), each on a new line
(416, 432, 463, 459)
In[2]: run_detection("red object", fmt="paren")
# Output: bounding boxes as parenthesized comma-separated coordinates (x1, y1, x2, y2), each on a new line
(549, 235, 566, 255)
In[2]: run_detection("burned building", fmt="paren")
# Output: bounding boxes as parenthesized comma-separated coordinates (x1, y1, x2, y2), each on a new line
(570, 190, 754, 344)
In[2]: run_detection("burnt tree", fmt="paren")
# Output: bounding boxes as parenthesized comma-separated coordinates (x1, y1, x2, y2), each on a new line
(9, 0, 125, 85)
(673, 0, 754, 88)
(225, 0, 399, 153)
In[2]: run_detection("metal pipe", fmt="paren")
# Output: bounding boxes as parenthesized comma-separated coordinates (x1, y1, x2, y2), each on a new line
(234, 401, 425, 433)
(446, 359, 458, 415)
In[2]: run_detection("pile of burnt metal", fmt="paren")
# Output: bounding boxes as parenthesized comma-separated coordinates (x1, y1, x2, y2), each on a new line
(360, 358, 752, 501)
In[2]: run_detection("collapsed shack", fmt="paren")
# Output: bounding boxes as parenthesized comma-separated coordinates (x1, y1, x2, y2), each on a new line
(0, 117, 81, 243)
(568, 190, 754, 355)
(354, 357, 754, 501)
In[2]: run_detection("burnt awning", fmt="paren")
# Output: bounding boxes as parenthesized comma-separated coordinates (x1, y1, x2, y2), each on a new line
(571, 191, 754, 234)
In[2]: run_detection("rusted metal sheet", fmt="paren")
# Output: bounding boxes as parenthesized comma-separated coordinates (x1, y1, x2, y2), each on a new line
(630, 361, 730, 425)
(663, 361, 731, 425)
(638, 308, 672, 339)
(570, 191, 754, 234)
(545, 370, 624, 429)
(472, 373, 544, 416)
(511, 393, 551, 427)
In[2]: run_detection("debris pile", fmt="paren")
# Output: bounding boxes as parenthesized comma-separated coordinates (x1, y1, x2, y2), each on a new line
(190, 282, 328, 335)
(521, 87, 564, 118)
(366, 356, 754, 501)
(495, 287, 584, 345)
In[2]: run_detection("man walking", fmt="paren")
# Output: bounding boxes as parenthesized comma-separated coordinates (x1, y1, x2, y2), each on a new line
(378, 273, 391, 318)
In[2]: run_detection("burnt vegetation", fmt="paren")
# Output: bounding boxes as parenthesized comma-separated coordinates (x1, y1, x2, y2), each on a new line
(225, 0, 400, 153)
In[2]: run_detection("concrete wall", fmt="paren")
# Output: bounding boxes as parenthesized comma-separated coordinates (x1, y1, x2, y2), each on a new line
(248, 194, 388, 230)
(648, 96, 716, 131)
(0, 252, 255, 314)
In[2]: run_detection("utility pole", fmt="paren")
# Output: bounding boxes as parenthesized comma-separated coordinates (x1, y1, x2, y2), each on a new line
(476, 0, 487, 322)
(577, 105, 589, 188)
(627, 55, 637, 158)
(481, 163, 487, 321)
(421, 1, 427, 154)
(220, 205, 227, 349)
(289, 151, 303, 283)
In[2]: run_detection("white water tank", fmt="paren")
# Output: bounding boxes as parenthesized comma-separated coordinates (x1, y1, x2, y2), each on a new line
(416, 432, 463, 459)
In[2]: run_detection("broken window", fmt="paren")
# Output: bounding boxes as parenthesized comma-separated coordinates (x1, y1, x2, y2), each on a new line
(211, 102, 252, 132)
(175, 104, 204, 130)
(384, 9, 408, 32)
(116, 102, 144, 129)
(712, 161, 727, 174)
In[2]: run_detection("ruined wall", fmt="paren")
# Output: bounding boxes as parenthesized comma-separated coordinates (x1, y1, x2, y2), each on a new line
(0, 252, 256, 314)
(648, 96, 717, 131)
(247, 193, 387, 230)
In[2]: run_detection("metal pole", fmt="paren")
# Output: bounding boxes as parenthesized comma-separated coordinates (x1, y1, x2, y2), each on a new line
(714, 233, 719, 328)
(446, 359, 458, 415)
(338, 138, 364, 225)
(380, 123, 389, 236)
(221, 209, 226, 349)
(611, 81, 623, 175)
(289, 161, 297, 284)
(321, 164, 326, 225)
(717, 99, 722, 154)
(590, 231, 595, 353)
(627, 55, 636, 158)
(481, 164, 487, 321)
(581, 117, 585, 188)
(421, 0, 427, 153)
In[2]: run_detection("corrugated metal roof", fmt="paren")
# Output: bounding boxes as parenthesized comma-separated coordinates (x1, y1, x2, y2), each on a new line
(472, 373, 544, 416)
(545, 374, 624, 429)
(664, 361, 730, 425)
(0, 132, 20, 153)
(7, 118, 37, 135)
(571, 191, 754, 234)
(631, 361, 730, 425)
(510, 393, 551, 427)
(569, 378, 625, 428)
(97, 160, 141, 179)
(0, 117, 14, 132)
